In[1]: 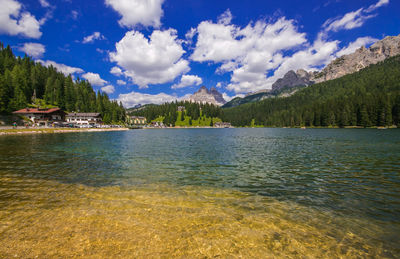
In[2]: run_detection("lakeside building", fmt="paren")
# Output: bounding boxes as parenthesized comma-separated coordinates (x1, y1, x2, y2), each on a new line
(13, 108, 66, 126)
(66, 113, 102, 126)
(214, 122, 232, 128)
(128, 116, 147, 125)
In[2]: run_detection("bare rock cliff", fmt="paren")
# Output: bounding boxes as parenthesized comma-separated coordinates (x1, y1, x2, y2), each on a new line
(188, 86, 226, 106)
(271, 69, 314, 92)
(312, 34, 400, 83)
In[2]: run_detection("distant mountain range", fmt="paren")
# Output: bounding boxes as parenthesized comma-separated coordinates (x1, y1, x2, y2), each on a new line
(187, 86, 226, 106)
(224, 34, 400, 108)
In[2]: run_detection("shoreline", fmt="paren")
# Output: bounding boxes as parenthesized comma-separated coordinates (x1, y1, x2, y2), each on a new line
(0, 127, 129, 135)
(143, 125, 397, 129)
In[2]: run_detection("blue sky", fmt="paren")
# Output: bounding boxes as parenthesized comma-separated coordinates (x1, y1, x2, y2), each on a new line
(0, 0, 399, 107)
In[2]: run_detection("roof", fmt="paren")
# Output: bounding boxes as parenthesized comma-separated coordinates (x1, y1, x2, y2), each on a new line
(13, 108, 62, 114)
(66, 113, 101, 117)
(130, 116, 146, 119)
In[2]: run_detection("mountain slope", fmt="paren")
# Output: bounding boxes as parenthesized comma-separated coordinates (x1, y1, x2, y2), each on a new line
(223, 34, 400, 108)
(221, 55, 400, 127)
(312, 34, 400, 83)
(223, 84, 307, 108)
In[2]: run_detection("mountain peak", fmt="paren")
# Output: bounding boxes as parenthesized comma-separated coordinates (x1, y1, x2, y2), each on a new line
(188, 86, 226, 106)
(196, 86, 209, 94)
(271, 69, 313, 92)
(312, 34, 400, 83)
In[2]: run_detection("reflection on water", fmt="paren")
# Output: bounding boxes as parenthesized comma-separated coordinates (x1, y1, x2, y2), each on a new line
(0, 129, 399, 257)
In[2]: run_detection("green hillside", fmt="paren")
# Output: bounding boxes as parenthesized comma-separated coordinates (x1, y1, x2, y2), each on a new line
(221, 55, 400, 127)
(222, 85, 307, 108)
(128, 101, 223, 127)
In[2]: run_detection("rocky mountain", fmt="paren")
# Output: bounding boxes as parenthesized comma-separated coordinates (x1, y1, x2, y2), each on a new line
(271, 69, 314, 92)
(313, 34, 400, 83)
(223, 34, 400, 108)
(188, 86, 226, 106)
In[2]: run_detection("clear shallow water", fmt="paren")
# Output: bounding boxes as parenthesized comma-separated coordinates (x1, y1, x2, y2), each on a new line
(0, 128, 399, 257)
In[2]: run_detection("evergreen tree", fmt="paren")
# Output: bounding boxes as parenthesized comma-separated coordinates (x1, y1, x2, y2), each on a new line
(0, 42, 126, 122)
(360, 105, 371, 128)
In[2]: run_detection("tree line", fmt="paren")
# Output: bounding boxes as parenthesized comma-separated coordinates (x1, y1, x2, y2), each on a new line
(221, 55, 400, 127)
(128, 101, 222, 126)
(0, 42, 125, 123)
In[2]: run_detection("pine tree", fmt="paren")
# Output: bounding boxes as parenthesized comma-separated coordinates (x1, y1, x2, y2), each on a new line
(360, 105, 371, 128)
(384, 102, 393, 126)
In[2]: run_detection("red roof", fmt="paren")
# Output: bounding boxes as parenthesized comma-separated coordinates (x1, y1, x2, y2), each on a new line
(13, 108, 62, 114)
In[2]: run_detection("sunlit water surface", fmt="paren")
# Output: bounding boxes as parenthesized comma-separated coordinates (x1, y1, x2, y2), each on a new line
(0, 128, 399, 258)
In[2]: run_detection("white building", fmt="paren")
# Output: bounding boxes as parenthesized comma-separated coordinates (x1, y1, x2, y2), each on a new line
(66, 113, 102, 125)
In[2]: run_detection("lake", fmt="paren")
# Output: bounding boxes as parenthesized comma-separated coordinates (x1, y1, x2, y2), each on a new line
(0, 128, 399, 257)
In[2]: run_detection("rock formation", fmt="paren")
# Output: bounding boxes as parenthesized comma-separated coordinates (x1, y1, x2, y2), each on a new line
(188, 86, 226, 106)
(271, 69, 314, 92)
(312, 34, 400, 83)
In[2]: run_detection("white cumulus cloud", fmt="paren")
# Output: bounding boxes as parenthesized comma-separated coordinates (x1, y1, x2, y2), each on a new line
(218, 9, 233, 25)
(171, 75, 202, 89)
(117, 91, 185, 108)
(82, 72, 108, 86)
(19, 42, 45, 58)
(37, 60, 84, 76)
(336, 36, 378, 57)
(190, 12, 311, 93)
(0, 0, 42, 38)
(82, 32, 105, 44)
(101, 85, 115, 94)
(258, 34, 339, 86)
(110, 66, 123, 76)
(117, 79, 126, 85)
(105, 0, 164, 28)
(109, 29, 190, 88)
(191, 16, 307, 64)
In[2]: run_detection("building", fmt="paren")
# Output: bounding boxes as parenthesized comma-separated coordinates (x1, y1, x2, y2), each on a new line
(177, 106, 185, 112)
(66, 113, 102, 126)
(13, 107, 66, 126)
(214, 122, 232, 128)
(128, 116, 147, 125)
